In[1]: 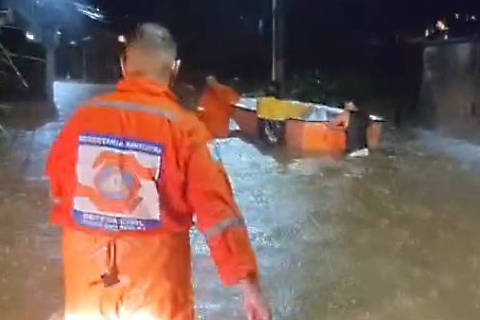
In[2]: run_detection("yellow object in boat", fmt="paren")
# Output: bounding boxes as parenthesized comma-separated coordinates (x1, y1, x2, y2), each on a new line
(257, 97, 309, 121)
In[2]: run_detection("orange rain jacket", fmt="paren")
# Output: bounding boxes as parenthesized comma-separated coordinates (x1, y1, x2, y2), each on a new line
(197, 83, 240, 138)
(46, 77, 257, 319)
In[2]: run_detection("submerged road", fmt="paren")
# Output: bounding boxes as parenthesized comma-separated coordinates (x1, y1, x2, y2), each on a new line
(1, 82, 480, 319)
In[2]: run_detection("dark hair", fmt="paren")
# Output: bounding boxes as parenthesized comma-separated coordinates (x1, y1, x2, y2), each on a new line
(345, 97, 364, 106)
(265, 81, 280, 98)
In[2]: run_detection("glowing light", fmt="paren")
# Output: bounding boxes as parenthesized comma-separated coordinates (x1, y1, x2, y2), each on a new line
(56, 30, 62, 36)
(258, 19, 264, 33)
(455, 13, 460, 20)
(69, 40, 77, 46)
(73, 2, 108, 22)
(472, 15, 477, 21)
(436, 20, 448, 31)
(118, 35, 126, 43)
(25, 31, 35, 41)
(444, 34, 449, 40)
(425, 29, 430, 37)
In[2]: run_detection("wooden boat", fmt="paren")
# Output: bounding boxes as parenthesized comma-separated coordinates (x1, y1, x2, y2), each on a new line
(232, 98, 384, 153)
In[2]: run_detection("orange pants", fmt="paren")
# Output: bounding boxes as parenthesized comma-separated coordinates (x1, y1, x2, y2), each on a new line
(62, 228, 193, 320)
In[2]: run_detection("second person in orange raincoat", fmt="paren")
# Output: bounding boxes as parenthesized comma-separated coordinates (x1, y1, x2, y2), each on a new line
(198, 76, 240, 139)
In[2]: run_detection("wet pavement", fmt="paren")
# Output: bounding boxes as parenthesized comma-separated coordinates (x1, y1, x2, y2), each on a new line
(1, 82, 480, 319)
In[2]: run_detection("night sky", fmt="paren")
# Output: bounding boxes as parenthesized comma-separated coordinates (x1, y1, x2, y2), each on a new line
(47, 0, 480, 81)
(88, 1, 480, 62)
(90, 0, 480, 34)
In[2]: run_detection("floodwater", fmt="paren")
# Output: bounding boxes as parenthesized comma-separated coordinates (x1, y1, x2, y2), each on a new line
(1, 82, 480, 320)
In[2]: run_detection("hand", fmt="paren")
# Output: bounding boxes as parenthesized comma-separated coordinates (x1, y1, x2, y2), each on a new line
(47, 310, 64, 320)
(241, 279, 271, 320)
(327, 121, 346, 131)
(329, 124, 346, 132)
(49, 191, 60, 205)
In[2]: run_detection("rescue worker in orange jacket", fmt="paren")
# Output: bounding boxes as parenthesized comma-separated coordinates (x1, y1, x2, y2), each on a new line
(46, 23, 270, 320)
(197, 75, 240, 138)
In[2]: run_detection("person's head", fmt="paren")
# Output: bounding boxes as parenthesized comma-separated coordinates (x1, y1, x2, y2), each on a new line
(265, 81, 280, 98)
(123, 23, 177, 83)
(206, 75, 219, 87)
(344, 100, 360, 112)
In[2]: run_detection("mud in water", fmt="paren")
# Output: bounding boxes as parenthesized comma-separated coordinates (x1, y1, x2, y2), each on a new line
(0, 82, 480, 320)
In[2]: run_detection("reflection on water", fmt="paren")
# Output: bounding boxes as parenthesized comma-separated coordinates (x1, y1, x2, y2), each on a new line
(1, 83, 480, 319)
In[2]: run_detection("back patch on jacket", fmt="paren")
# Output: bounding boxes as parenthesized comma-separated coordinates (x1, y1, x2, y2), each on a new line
(73, 133, 163, 232)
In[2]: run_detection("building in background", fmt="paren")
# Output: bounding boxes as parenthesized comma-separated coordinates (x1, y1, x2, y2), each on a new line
(406, 12, 480, 139)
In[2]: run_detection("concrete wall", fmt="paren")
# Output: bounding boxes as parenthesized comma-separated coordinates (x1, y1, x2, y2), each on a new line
(418, 40, 480, 138)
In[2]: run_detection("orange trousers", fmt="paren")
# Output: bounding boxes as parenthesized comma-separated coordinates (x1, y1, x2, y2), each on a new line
(62, 228, 193, 320)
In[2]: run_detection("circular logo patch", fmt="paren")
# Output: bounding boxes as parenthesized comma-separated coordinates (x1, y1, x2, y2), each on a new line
(95, 166, 138, 201)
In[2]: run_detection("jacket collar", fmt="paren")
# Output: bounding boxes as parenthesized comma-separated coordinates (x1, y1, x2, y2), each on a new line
(117, 77, 177, 101)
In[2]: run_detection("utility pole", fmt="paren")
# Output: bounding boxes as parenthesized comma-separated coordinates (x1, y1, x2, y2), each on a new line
(271, 0, 277, 81)
(271, 0, 285, 92)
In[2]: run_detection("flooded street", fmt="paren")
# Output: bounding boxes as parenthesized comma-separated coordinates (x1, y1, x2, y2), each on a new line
(1, 82, 480, 320)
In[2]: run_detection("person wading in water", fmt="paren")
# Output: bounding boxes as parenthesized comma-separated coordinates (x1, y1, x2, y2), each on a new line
(330, 100, 371, 157)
